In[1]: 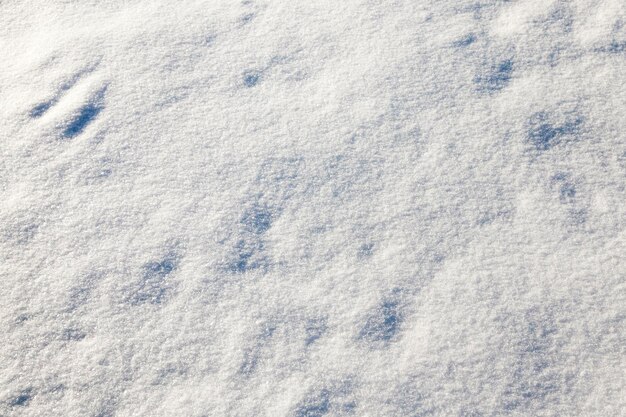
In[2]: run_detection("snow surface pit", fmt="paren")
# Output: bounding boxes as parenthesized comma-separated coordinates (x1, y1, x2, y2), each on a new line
(1, 1, 624, 416)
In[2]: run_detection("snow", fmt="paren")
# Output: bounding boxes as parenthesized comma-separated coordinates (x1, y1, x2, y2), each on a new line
(1, 1, 625, 416)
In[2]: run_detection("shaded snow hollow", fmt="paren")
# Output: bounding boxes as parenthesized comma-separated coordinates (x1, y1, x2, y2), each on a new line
(1, 1, 625, 416)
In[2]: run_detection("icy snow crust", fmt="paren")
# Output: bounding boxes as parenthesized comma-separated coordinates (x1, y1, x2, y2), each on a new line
(1, 0, 625, 416)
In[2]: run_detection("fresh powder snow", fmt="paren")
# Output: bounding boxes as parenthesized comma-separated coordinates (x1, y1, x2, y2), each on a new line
(1, 1, 625, 416)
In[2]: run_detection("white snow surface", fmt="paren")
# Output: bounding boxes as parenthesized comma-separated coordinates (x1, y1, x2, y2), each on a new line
(1, 1, 625, 416)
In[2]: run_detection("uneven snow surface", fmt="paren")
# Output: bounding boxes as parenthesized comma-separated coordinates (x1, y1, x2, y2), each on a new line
(1, 1, 625, 416)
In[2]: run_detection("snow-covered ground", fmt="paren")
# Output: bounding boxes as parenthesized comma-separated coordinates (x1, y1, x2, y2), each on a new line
(1, 1, 625, 416)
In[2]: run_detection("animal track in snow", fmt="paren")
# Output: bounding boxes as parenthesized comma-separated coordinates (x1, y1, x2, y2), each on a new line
(29, 65, 108, 139)
(29, 64, 99, 119)
(60, 86, 107, 138)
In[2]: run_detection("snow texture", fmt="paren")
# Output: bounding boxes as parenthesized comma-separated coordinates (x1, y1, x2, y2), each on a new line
(1, 1, 625, 416)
